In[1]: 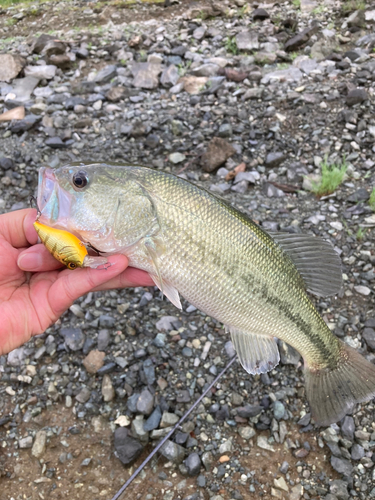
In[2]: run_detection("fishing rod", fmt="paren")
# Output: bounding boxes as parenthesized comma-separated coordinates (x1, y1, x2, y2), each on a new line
(110, 354, 238, 500)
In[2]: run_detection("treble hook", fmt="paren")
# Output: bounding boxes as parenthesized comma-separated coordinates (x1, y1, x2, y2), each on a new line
(30, 196, 41, 220)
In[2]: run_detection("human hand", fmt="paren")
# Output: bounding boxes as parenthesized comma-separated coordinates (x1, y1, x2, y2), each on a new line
(0, 209, 153, 355)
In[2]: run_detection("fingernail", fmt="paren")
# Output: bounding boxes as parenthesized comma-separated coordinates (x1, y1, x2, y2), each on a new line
(18, 252, 43, 271)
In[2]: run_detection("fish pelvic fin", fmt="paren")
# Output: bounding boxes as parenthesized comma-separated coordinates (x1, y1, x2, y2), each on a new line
(229, 327, 280, 375)
(150, 274, 182, 310)
(305, 340, 375, 427)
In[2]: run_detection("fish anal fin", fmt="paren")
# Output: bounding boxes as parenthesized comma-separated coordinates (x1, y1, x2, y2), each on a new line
(269, 231, 342, 297)
(144, 236, 165, 291)
(151, 274, 182, 310)
(229, 327, 280, 375)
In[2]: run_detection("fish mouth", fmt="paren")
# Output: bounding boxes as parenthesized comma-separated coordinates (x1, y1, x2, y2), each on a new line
(37, 167, 72, 228)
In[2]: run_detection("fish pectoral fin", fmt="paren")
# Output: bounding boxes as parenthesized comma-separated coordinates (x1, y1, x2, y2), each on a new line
(269, 231, 342, 297)
(150, 274, 182, 310)
(229, 327, 280, 375)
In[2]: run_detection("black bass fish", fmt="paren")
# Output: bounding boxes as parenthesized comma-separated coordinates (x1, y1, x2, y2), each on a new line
(37, 162, 375, 426)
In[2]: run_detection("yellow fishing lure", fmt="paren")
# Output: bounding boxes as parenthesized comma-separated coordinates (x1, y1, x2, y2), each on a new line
(31, 196, 108, 270)
(33, 220, 89, 269)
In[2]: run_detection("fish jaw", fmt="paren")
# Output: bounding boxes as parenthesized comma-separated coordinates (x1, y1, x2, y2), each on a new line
(37, 167, 74, 230)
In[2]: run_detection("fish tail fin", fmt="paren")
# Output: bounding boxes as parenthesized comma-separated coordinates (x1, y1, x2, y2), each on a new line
(304, 341, 375, 426)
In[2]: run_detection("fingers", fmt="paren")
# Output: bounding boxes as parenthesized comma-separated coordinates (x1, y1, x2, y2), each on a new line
(92, 266, 154, 291)
(0, 208, 38, 248)
(48, 255, 129, 318)
(18, 244, 64, 272)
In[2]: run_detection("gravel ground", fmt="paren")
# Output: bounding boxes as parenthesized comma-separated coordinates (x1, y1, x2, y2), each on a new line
(1, 0, 375, 499)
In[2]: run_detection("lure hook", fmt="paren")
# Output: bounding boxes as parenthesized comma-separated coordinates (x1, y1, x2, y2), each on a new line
(30, 196, 41, 219)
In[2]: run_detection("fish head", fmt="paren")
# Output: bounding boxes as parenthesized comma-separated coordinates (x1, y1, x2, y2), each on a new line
(37, 163, 158, 252)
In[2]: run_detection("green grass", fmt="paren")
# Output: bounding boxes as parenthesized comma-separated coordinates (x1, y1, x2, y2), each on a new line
(312, 5, 325, 14)
(225, 36, 238, 55)
(292, 0, 300, 8)
(311, 157, 347, 197)
(369, 187, 375, 210)
(342, 0, 365, 12)
(356, 227, 367, 241)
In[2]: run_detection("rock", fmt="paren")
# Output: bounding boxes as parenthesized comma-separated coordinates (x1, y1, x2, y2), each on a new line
(102, 374, 115, 402)
(300, 0, 317, 13)
(169, 152, 186, 164)
(160, 412, 179, 428)
(42, 40, 66, 57)
(254, 52, 277, 64)
(32, 430, 47, 458)
(253, 8, 269, 20)
(219, 438, 232, 453)
(136, 389, 154, 415)
(341, 416, 355, 440)
(257, 435, 275, 451)
(10, 114, 41, 133)
(243, 88, 264, 99)
(19, 436, 33, 449)
(49, 54, 72, 70)
(330, 456, 353, 476)
(13, 76, 40, 102)
(347, 188, 369, 203)
(330, 480, 349, 500)
(279, 341, 301, 365)
(347, 9, 365, 28)
(178, 75, 208, 94)
(97, 329, 110, 351)
(75, 387, 91, 404)
(24, 65, 57, 80)
(363, 328, 375, 350)
(237, 405, 262, 418)
(7, 347, 26, 367)
(99, 315, 115, 328)
(114, 415, 131, 427)
(193, 26, 206, 40)
(131, 416, 149, 443)
(160, 439, 186, 464)
(106, 86, 128, 102)
(94, 65, 117, 83)
(274, 476, 289, 491)
(184, 453, 201, 476)
(45, 137, 66, 149)
(354, 285, 371, 296)
(265, 152, 286, 168)
(32, 34, 55, 54)
(236, 31, 259, 51)
(346, 89, 368, 106)
(238, 426, 256, 440)
(290, 484, 303, 500)
(261, 68, 303, 84)
(83, 350, 105, 374)
(223, 68, 248, 82)
(114, 428, 143, 465)
(191, 63, 220, 77)
(131, 63, 162, 89)
(144, 406, 162, 431)
(0, 54, 25, 82)
(273, 401, 285, 420)
(201, 137, 236, 172)
(351, 443, 365, 460)
(156, 316, 179, 331)
(160, 64, 179, 87)
(285, 25, 319, 52)
(60, 327, 85, 351)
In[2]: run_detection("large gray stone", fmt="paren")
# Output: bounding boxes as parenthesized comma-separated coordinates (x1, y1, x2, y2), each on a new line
(160, 439, 185, 464)
(0, 54, 25, 82)
(236, 30, 259, 51)
(131, 62, 162, 89)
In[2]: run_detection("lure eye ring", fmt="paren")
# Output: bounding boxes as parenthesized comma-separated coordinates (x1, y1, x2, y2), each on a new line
(68, 262, 77, 270)
(72, 171, 88, 189)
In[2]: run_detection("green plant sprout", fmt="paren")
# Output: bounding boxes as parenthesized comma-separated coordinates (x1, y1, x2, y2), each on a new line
(311, 156, 347, 197)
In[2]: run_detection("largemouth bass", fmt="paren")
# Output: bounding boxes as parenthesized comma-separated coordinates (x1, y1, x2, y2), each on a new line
(36, 162, 375, 426)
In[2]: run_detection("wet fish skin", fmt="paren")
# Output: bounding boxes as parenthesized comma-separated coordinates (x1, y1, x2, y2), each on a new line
(37, 162, 375, 426)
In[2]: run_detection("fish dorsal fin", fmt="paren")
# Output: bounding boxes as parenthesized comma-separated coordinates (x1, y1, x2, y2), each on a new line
(269, 232, 342, 297)
(229, 327, 280, 375)
(151, 274, 182, 310)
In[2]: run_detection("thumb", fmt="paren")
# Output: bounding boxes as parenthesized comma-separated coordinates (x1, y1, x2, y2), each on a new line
(48, 255, 129, 318)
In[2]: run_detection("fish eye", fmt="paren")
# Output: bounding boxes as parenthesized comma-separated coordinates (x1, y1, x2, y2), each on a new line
(68, 262, 77, 269)
(72, 171, 88, 189)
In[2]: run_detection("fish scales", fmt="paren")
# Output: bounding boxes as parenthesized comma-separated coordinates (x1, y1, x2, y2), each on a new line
(37, 163, 375, 426)
(130, 169, 339, 366)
